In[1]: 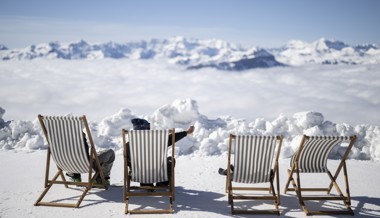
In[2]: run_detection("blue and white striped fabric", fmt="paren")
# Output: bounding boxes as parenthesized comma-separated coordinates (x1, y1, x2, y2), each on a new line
(128, 130, 170, 184)
(232, 135, 278, 184)
(43, 116, 89, 174)
(294, 136, 350, 173)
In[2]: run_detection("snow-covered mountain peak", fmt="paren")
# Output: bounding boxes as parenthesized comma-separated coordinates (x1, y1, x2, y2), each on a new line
(0, 44, 8, 50)
(272, 38, 380, 65)
(1, 37, 379, 69)
(313, 38, 348, 51)
(246, 47, 273, 57)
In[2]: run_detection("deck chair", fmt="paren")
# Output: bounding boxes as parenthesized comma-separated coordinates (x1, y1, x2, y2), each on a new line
(122, 129, 175, 214)
(34, 115, 108, 208)
(284, 135, 357, 215)
(225, 134, 283, 215)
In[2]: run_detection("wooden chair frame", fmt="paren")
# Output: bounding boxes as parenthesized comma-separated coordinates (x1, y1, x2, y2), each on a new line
(284, 135, 357, 216)
(122, 129, 175, 214)
(226, 134, 283, 215)
(34, 115, 108, 208)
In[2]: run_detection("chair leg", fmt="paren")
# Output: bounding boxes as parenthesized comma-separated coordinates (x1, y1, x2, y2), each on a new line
(124, 174, 130, 214)
(58, 170, 69, 188)
(276, 168, 280, 205)
(35, 170, 91, 208)
(34, 184, 53, 206)
(285, 167, 309, 213)
(327, 161, 352, 206)
(290, 169, 354, 215)
(229, 183, 280, 214)
(326, 169, 353, 214)
(342, 161, 352, 205)
(171, 173, 175, 202)
(227, 179, 233, 205)
(270, 179, 278, 209)
(228, 179, 234, 214)
(293, 169, 307, 211)
(124, 183, 175, 214)
(284, 168, 295, 194)
(230, 196, 234, 214)
(75, 187, 89, 208)
(35, 171, 61, 206)
(125, 197, 129, 214)
(169, 197, 173, 212)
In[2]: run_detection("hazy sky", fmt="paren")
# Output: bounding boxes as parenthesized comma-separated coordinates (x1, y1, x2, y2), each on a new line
(0, 0, 379, 48)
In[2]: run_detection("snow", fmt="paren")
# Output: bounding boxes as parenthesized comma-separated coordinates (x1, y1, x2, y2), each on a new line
(274, 38, 380, 65)
(1, 96, 380, 161)
(1, 151, 380, 217)
(0, 57, 380, 217)
(0, 99, 380, 161)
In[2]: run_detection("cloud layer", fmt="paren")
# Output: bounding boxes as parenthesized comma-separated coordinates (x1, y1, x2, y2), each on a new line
(1, 59, 379, 125)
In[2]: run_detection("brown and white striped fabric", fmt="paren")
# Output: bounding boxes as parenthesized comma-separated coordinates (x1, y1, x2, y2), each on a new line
(293, 136, 350, 173)
(43, 116, 89, 174)
(232, 135, 278, 184)
(128, 130, 170, 184)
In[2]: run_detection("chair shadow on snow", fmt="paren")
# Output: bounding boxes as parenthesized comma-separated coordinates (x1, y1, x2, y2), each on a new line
(83, 185, 380, 217)
(95, 186, 228, 215)
(280, 193, 351, 216)
(352, 196, 380, 217)
(90, 185, 125, 204)
(39, 186, 112, 208)
(42, 185, 123, 209)
(279, 193, 380, 217)
(90, 185, 315, 216)
(94, 186, 227, 214)
(174, 186, 227, 214)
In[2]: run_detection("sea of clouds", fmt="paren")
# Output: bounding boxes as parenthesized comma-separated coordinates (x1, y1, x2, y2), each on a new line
(1, 99, 379, 161)
(1, 60, 380, 125)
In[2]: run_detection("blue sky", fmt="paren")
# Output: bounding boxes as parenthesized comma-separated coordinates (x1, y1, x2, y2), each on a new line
(0, 0, 379, 48)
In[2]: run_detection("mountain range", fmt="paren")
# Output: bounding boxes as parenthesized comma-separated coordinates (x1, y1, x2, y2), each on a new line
(1, 37, 379, 71)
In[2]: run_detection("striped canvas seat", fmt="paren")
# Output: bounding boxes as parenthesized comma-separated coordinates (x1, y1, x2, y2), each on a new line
(293, 136, 350, 173)
(284, 134, 357, 216)
(35, 115, 108, 208)
(43, 116, 90, 174)
(226, 134, 283, 215)
(233, 135, 278, 184)
(122, 129, 176, 214)
(128, 130, 170, 184)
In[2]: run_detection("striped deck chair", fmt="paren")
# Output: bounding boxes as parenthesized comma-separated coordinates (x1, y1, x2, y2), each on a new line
(226, 134, 283, 215)
(122, 129, 175, 214)
(34, 115, 108, 208)
(283, 135, 357, 215)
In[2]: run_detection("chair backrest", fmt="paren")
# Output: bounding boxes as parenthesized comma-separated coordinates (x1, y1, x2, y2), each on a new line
(41, 116, 90, 174)
(294, 136, 351, 173)
(127, 130, 171, 184)
(231, 135, 280, 184)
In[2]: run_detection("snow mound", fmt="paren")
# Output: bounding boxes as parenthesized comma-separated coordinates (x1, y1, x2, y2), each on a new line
(0, 107, 45, 150)
(1, 101, 379, 161)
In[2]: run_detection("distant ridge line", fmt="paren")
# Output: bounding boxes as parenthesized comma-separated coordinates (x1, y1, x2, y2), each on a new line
(1, 37, 379, 70)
